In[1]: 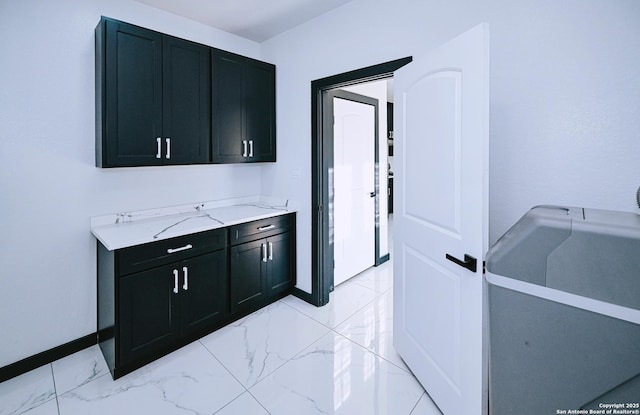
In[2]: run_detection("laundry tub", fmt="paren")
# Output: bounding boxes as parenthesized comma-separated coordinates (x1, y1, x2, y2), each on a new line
(486, 206, 640, 415)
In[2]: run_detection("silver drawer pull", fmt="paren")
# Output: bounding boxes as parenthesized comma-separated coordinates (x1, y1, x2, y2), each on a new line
(167, 244, 193, 254)
(268, 242, 273, 261)
(257, 224, 275, 231)
(182, 266, 188, 291)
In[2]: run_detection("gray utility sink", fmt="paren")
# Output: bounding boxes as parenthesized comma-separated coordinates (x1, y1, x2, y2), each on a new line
(486, 205, 640, 415)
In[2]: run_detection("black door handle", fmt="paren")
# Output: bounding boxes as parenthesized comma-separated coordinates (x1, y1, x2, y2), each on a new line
(369, 192, 376, 198)
(445, 253, 477, 273)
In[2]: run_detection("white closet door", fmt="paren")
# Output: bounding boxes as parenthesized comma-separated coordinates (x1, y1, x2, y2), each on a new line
(333, 94, 376, 287)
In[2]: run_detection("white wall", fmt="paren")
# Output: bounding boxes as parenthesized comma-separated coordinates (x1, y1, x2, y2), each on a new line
(261, 0, 640, 294)
(342, 80, 390, 257)
(0, 0, 263, 367)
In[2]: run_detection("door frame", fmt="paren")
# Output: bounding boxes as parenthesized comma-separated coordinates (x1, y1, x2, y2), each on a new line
(307, 57, 412, 307)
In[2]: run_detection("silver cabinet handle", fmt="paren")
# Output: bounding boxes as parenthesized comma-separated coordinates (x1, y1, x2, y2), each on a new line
(257, 224, 275, 231)
(173, 269, 179, 294)
(268, 242, 273, 261)
(242, 140, 248, 157)
(182, 266, 188, 291)
(262, 243, 267, 263)
(165, 138, 171, 159)
(167, 244, 193, 254)
(156, 137, 162, 159)
(249, 140, 254, 157)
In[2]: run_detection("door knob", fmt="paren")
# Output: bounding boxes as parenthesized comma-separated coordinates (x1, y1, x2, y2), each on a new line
(445, 253, 477, 273)
(369, 191, 376, 198)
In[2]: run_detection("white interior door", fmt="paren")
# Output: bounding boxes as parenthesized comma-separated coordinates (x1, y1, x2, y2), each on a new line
(333, 93, 376, 287)
(393, 23, 489, 415)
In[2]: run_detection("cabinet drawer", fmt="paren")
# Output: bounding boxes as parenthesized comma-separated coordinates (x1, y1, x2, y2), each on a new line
(229, 214, 293, 245)
(118, 228, 227, 275)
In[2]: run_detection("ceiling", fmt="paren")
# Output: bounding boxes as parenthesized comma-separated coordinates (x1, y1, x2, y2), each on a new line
(134, 0, 354, 42)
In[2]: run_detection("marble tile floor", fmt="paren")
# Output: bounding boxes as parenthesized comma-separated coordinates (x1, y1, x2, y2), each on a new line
(0, 259, 442, 415)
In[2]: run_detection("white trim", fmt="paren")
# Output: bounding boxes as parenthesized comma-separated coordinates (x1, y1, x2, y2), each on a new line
(486, 272, 640, 325)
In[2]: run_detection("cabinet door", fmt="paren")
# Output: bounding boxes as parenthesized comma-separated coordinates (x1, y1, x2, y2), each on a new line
(119, 264, 178, 366)
(245, 59, 276, 162)
(211, 50, 245, 163)
(163, 36, 210, 164)
(230, 239, 267, 314)
(104, 20, 163, 167)
(179, 251, 228, 337)
(266, 232, 293, 296)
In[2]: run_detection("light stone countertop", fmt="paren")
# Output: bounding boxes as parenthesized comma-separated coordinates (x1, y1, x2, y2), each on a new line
(91, 196, 295, 251)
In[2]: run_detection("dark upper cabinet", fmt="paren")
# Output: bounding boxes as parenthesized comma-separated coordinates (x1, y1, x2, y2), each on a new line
(212, 50, 276, 163)
(162, 37, 211, 165)
(96, 17, 210, 167)
(245, 60, 276, 161)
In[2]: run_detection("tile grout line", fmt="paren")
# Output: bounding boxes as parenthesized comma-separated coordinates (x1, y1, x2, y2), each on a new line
(409, 391, 427, 415)
(200, 302, 327, 415)
(198, 338, 274, 414)
(278, 298, 336, 331)
(247, 329, 333, 390)
(210, 390, 272, 415)
(197, 339, 249, 406)
(244, 388, 273, 415)
(281, 281, 382, 330)
(329, 325, 411, 374)
(330, 292, 412, 373)
(50, 364, 61, 415)
(331, 283, 385, 327)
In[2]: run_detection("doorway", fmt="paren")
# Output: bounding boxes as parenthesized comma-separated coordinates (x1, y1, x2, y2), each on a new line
(308, 57, 412, 307)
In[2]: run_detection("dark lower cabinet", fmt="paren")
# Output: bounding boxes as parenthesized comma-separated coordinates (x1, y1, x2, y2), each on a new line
(229, 215, 295, 314)
(98, 214, 295, 380)
(99, 229, 229, 379)
(118, 263, 178, 367)
(179, 251, 229, 337)
(266, 232, 294, 296)
(230, 240, 267, 313)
